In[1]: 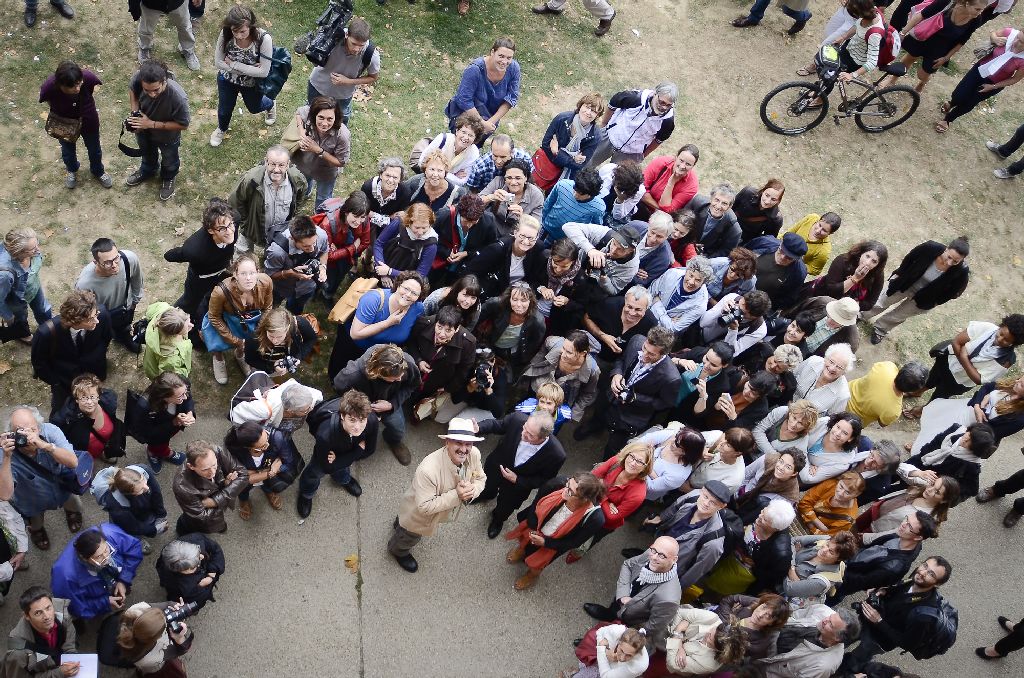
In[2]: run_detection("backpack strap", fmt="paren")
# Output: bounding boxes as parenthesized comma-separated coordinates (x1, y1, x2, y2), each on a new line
(359, 40, 376, 76)
(120, 251, 131, 301)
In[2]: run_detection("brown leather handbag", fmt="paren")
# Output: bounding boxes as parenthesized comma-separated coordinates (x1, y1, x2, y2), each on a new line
(44, 112, 82, 143)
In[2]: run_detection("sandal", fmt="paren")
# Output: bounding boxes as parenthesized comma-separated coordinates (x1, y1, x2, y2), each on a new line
(934, 120, 949, 133)
(901, 406, 922, 420)
(939, 101, 951, 114)
(796, 66, 814, 77)
(29, 526, 50, 551)
(267, 492, 283, 510)
(239, 500, 253, 521)
(65, 510, 83, 533)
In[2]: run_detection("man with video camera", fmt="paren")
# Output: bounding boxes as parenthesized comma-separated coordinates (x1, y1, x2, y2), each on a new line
(264, 215, 329, 314)
(306, 15, 380, 125)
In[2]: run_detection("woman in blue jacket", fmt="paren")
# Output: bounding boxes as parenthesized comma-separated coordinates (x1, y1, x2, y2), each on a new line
(444, 37, 520, 138)
(50, 523, 143, 621)
(534, 93, 605, 191)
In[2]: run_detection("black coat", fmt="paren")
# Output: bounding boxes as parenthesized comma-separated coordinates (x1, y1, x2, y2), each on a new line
(51, 388, 127, 459)
(98, 470, 167, 538)
(432, 206, 499, 265)
(676, 346, 743, 428)
(361, 177, 413, 226)
(225, 427, 303, 491)
(31, 311, 113, 388)
(155, 533, 225, 610)
(405, 315, 477, 396)
(688, 195, 742, 259)
(479, 412, 566, 506)
(734, 186, 783, 243)
(747, 529, 793, 595)
(465, 236, 548, 300)
(163, 227, 234, 278)
(610, 334, 682, 432)
(243, 315, 318, 373)
(829, 536, 921, 603)
(474, 298, 546, 377)
(886, 240, 969, 310)
(306, 401, 379, 473)
(125, 389, 195, 446)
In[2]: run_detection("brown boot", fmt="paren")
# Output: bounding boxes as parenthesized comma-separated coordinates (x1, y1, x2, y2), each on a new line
(239, 500, 253, 521)
(267, 492, 283, 510)
(514, 568, 541, 590)
(389, 441, 412, 466)
(594, 10, 615, 37)
(506, 545, 525, 563)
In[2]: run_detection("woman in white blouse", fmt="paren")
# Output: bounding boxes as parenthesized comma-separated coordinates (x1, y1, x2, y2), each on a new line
(560, 625, 649, 678)
(633, 424, 706, 500)
(792, 343, 854, 416)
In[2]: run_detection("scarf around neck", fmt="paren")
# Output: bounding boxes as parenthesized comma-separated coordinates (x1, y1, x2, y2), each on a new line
(636, 563, 678, 586)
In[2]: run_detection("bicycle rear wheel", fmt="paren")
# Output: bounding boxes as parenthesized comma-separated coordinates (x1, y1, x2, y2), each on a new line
(760, 81, 829, 135)
(854, 85, 920, 132)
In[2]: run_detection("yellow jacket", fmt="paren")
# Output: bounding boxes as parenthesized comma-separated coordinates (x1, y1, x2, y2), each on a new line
(782, 215, 832, 277)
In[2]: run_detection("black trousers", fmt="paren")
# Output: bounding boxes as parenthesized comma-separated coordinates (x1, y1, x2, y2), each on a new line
(995, 616, 1024, 655)
(997, 123, 1024, 176)
(479, 456, 534, 525)
(993, 468, 1024, 514)
(925, 353, 972, 402)
(945, 65, 999, 124)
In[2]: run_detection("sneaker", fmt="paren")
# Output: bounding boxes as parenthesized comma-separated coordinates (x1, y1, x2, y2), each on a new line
(870, 328, 885, 345)
(159, 178, 176, 201)
(96, 173, 113, 188)
(167, 450, 186, 465)
(138, 48, 152, 65)
(212, 355, 228, 384)
(125, 169, 148, 187)
(994, 168, 1015, 180)
(140, 539, 152, 555)
(986, 140, 1008, 159)
(65, 172, 77, 189)
(209, 128, 225, 147)
(147, 454, 163, 473)
(264, 100, 277, 125)
(182, 50, 201, 72)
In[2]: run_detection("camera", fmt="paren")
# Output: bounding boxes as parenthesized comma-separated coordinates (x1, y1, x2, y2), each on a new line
(717, 305, 745, 327)
(163, 601, 200, 633)
(617, 387, 635, 405)
(275, 356, 301, 374)
(300, 258, 322, 276)
(3, 431, 29, 449)
(294, 0, 354, 66)
(474, 348, 494, 389)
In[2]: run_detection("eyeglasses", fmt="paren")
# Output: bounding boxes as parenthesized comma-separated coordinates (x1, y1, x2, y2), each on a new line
(96, 257, 119, 269)
(76, 394, 99, 403)
(515, 232, 538, 243)
(89, 541, 116, 567)
(648, 546, 670, 559)
(900, 516, 921, 536)
(626, 453, 645, 465)
(211, 222, 235, 233)
(564, 481, 577, 497)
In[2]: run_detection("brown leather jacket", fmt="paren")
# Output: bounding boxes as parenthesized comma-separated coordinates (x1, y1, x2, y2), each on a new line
(172, 447, 249, 533)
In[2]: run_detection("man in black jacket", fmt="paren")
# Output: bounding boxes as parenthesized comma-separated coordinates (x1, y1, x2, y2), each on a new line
(473, 410, 565, 539)
(828, 510, 938, 605)
(689, 188, 742, 259)
(863, 237, 970, 345)
(31, 290, 112, 417)
(428, 193, 498, 287)
(575, 326, 680, 455)
(297, 390, 379, 517)
(405, 307, 476, 403)
(465, 217, 547, 300)
(839, 556, 953, 673)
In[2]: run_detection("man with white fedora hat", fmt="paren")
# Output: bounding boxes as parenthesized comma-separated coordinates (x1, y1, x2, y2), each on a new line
(789, 296, 862, 358)
(388, 418, 486, 573)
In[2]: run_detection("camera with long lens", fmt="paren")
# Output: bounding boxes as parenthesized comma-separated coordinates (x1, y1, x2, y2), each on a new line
(163, 601, 200, 633)
(294, 0, 354, 66)
(474, 348, 494, 389)
(717, 305, 745, 327)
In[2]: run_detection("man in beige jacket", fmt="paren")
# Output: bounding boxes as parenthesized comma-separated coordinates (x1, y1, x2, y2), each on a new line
(388, 418, 486, 573)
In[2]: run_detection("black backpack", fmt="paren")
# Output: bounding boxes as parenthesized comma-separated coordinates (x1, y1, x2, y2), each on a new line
(306, 396, 340, 436)
(904, 595, 959, 660)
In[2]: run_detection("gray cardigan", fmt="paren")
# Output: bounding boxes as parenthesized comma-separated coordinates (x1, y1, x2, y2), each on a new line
(521, 336, 601, 421)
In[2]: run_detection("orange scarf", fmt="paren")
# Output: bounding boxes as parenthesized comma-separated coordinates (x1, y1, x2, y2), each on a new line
(506, 488, 594, 570)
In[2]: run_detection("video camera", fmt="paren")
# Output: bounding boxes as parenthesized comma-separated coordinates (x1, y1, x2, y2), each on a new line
(474, 348, 494, 390)
(294, 0, 355, 67)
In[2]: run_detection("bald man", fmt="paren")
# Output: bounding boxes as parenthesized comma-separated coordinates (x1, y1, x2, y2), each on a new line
(582, 536, 681, 649)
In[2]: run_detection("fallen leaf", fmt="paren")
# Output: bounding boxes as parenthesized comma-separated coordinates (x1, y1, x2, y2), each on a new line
(173, 227, 185, 236)
(43, 229, 55, 238)
(343, 554, 359, 573)
(1014, 255, 1022, 267)
(0, 361, 12, 375)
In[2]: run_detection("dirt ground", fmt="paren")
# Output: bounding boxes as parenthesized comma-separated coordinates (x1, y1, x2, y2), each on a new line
(1, 0, 1024, 675)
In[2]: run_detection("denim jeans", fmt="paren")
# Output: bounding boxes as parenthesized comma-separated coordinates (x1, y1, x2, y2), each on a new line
(137, 133, 181, 180)
(304, 175, 338, 213)
(298, 462, 351, 499)
(781, 5, 811, 22)
(325, 258, 353, 294)
(307, 82, 353, 123)
(745, 0, 772, 23)
(58, 130, 105, 177)
(216, 73, 273, 132)
(380, 407, 406, 445)
(28, 289, 52, 323)
(283, 290, 314, 315)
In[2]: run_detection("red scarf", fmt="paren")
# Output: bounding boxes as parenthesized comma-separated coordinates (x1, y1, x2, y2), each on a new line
(506, 488, 594, 570)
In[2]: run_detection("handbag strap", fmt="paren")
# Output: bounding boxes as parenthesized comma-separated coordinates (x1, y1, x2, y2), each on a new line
(217, 281, 239, 316)
(15, 448, 67, 487)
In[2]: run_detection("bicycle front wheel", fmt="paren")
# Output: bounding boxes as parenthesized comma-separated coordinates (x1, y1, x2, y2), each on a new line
(760, 81, 829, 135)
(854, 85, 920, 132)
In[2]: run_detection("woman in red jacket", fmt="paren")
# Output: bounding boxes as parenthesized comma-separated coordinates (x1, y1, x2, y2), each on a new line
(314, 189, 371, 302)
(566, 441, 654, 564)
(635, 144, 700, 221)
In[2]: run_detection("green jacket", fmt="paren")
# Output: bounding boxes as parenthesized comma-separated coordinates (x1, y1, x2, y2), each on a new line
(227, 164, 309, 246)
(143, 301, 193, 380)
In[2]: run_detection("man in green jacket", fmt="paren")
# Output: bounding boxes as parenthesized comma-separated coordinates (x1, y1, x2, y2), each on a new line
(228, 145, 308, 252)
(2, 587, 78, 678)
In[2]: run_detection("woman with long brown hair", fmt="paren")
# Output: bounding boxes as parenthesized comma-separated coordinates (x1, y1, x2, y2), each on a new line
(912, 374, 1024, 452)
(116, 602, 193, 675)
(202, 252, 272, 384)
(242, 307, 317, 378)
(855, 474, 961, 536)
(734, 178, 785, 243)
(801, 239, 888, 312)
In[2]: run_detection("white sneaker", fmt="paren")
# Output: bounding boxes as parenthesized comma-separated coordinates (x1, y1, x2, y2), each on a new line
(210, 128, 225, 147)
(265, 100, 277, 125)
(212, 355, 228, 384)
(182, 50, 201, 72)
(994, 168, 1015, 179)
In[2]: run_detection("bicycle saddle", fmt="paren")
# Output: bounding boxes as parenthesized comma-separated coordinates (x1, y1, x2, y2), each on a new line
(880, 63, 908, 77)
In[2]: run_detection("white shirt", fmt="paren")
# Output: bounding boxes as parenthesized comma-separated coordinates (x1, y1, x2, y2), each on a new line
(540, 505, 575, 536)
(513, 437, 547, 467)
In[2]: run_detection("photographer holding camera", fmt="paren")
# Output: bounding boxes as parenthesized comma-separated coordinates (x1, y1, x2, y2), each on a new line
(115, 601, 194, 676)
(697, 289, 772, 358)
(264, 215, 329, 314)
(306, 16, 379, 125)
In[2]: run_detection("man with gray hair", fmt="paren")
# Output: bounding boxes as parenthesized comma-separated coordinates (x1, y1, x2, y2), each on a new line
(472, 410, 566, 539)
(228, 145, 309, 251)
(4, 406, 82, 551)
(633, 213, 674, 287)
(761, 604, 860, 677)
(688, 184, 742, 259)
(563, 221, 643, 297)
(647, 256, 714, 336)
(583, 285, 656, 363)
(155, 532, 225, 610)
(229, 373, 324, 429)
(588, 83, 677, 167)
(463, 134, 533, 194)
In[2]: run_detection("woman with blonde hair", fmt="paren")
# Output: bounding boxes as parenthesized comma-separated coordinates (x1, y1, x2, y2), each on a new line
(142, 303, 192, 379)
(116, 602, 193, 675)
(752, 399, 819, 460)
(95, 465, 168, 554)
(373, 203, 439, 282)
(402, 149, 457, 211)
(52, 373, 126, 462)
(242, 307, 317, 379)
(567, 443, 655, 564)
(0, 226, 50, 344)
(201, 251, 273, 384)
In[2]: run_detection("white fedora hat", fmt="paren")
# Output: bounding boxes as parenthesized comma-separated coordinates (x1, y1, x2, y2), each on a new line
(438, 417, 485, 442)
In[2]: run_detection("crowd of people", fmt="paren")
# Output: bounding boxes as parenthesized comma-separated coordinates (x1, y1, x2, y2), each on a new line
(4, 2, 1024, 677)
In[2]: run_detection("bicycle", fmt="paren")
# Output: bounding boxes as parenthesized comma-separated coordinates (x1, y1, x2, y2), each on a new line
(760, 45, 921, 135)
